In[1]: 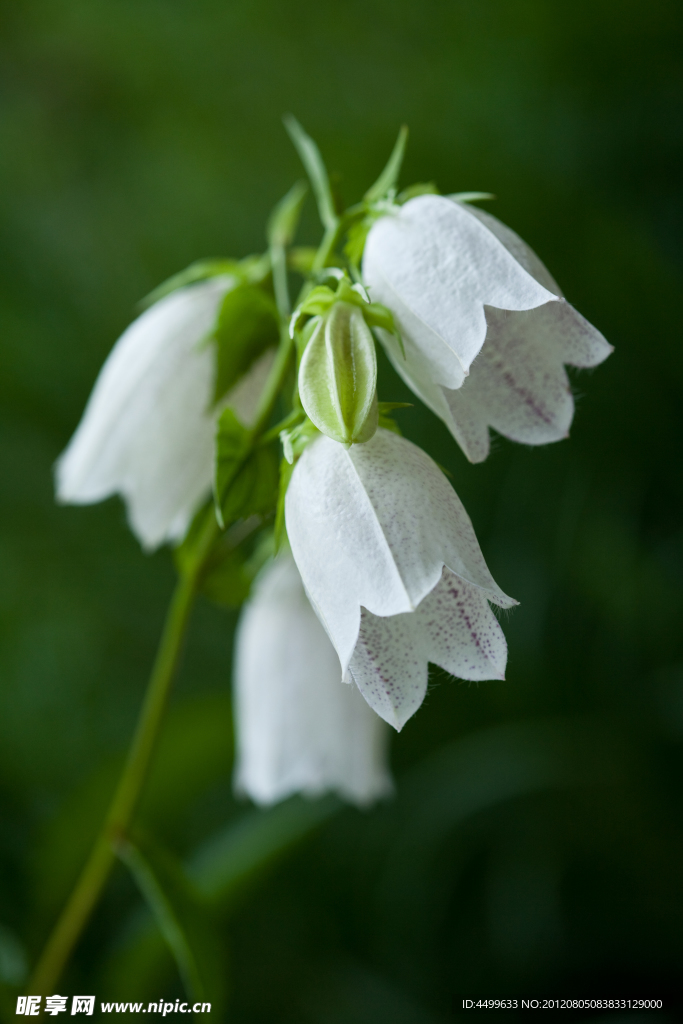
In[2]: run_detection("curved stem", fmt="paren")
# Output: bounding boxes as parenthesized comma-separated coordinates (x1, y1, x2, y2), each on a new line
(29, 514, 217, 997)
(29, 315, 297, 998)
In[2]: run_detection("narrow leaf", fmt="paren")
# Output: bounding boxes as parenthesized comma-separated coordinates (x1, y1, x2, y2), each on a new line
(213, 408, 251, 527)
(219, 446, 279, 527)
(283, 115, 337, 230)
(364, 125, 409, 203)
(116, 835, 229, 1015)
(189, 796, 340, 907)
(116, 840, 206, 1003)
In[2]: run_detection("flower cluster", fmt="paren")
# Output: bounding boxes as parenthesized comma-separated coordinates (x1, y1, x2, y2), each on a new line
(56, 121, 611, 807)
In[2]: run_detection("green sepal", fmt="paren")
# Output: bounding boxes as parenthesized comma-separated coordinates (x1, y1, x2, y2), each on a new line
(376, 402, 412, 437)
(298, 285, 338, 317)
(364, 125, 409, 203)
(279, 417, 320, 465)
(283, 115, 338, 231)
(377, 413, 402, 436)
(344, 217, 373, 268)
(397, 181, 440, 204)
(214, 409, 279, 528)
(267, 180, 308, 248)
(295, 315, 322, 361)
(363, 302, 396, 333)
(210, 284, 280, 405)
(298, 302, 378, 446)
(377, 401, 413, 414)
(449, 191, 496, 204)
(274, 458, 294, 551)
(139, 255, 268, 310)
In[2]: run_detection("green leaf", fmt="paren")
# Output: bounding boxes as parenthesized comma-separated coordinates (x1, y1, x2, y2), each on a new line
(116, 836, 227, 1011)
(298, 303, 378, 445)
(210, 284, 280, 405)
(213, 409, 250, 524)
(100, 797, 340, 1003)
(223, 448, 278, 527)
(267, 180, 308, 248)
(138, 259, 242, 310)
(283, 115, 338, 231)
(364, 125, 409, 203)
(214, 409, 279, 527)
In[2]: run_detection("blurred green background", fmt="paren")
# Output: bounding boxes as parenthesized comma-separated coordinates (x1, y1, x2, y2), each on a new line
(1, 0, 682, 1020)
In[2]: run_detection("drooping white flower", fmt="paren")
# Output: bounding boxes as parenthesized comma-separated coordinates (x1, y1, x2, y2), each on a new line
(233, 552, 393, 806)
(285, 428, 516, 730)
(363, 194, 613, 462)
(55, 277, 274, 549)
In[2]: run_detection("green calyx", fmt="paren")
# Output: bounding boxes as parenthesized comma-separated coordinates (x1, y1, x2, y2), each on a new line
(297, 295, 379, 447)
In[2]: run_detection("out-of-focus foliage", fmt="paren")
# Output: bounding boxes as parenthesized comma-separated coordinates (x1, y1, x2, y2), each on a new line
(0, 0, 682, 1020)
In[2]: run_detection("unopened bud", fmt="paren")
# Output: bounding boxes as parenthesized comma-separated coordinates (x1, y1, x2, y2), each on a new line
(298, 301, 378, 446)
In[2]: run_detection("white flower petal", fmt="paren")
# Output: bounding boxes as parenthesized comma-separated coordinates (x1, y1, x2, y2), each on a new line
(233, 554, 393, 806)
(285, 428, 515, 677)
(461, 204, 613, 369)
(363, 194, 557, 388)
(56, 277, 242, 550)
(462, 204, 562, 295)
(349, 567, 508, 730)
(367, 200, 613, 462)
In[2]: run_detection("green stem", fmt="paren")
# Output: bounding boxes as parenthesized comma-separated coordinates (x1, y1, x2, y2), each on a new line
(29, 312, 298, 997)
(30, 201, 331, 998)
(28, 514, 218, 998)
(270, 241, 291, 320)
(311, 221, 341, 273)
(250, 324, 295, 435)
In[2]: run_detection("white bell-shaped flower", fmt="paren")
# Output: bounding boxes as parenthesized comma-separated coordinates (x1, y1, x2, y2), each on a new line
(56, 278, 273, 549)
(233, 552, 393, 806)
(363, 195, 613, 462)
(285, 429, 516, 730)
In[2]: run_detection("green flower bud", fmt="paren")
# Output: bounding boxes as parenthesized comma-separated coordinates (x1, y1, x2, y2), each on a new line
(298, 300, 378, 446)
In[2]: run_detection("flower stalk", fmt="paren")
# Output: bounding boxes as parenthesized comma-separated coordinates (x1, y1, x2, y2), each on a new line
(30, 309, 297, 996)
